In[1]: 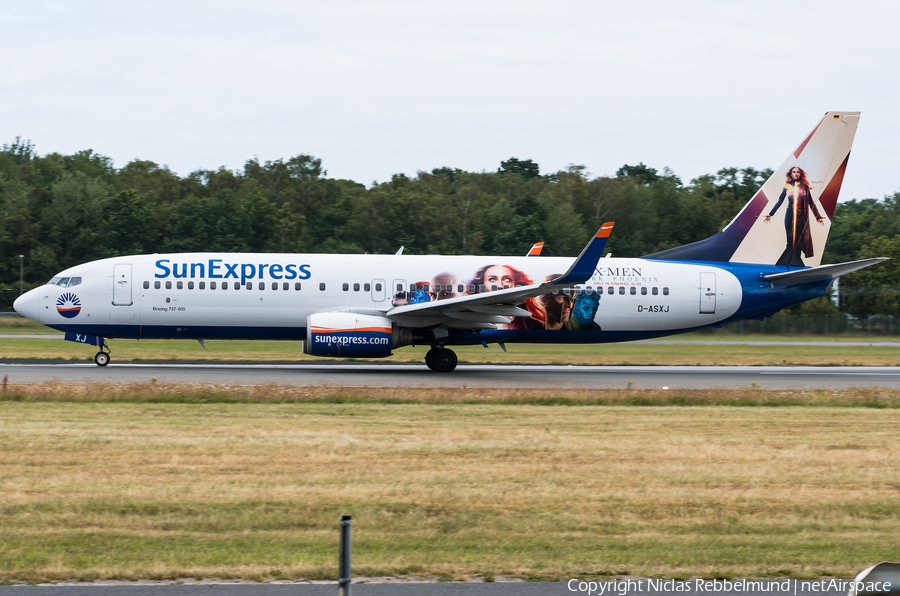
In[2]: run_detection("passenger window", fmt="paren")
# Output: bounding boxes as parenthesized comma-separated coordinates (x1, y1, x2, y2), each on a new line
(258, 282, 264, 290)
(283, 282, 289, 291)
(143, 281, 150, 290)
(166, 281, 172, 290)
(177, 281, 183, 290)
(630, 287, 636, 295)
(563, 288, 571, 295)
(272, 282, 278, 290)
(479, 284, 486, 293)
(374, 283, 381, 292)
(222, 282, 228, 289)
(410, 284, 416, 292)
(652, 287, 658, 295)
(585, 287, 593, 295)
(641, 287, 647, 295)
(396, 283, 403, 291)
(69, 277, 82, 287)
(663, 287, 669, 295)
(364, 283, 370, 292)
(607, 286, 614, 295)
(319, 283, 326, 291)
(188, 281, 194, 290)
(343, 283, 349, 291)
(199, 281, 206, 290)
(295, 282, 301, 290)
(434, 283, 441, 292)
(491, 284, 498, 291)
(619, 287, 625, 295)
(458, 284, 464, 293)
(154, 281, 161, 289)
(354, 283, 360, 291)
(210, 281, 217, 290)
(246, 282, 252, 290)
(468, 284, 476, 293)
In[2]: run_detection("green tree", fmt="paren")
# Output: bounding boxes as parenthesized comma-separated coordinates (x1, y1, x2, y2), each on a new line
(840, 236, 900, 317)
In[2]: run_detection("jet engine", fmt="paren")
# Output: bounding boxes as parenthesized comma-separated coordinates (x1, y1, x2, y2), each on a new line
(303, 312, 412, 358)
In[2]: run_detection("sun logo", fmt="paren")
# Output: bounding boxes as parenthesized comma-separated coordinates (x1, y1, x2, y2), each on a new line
(56, 292, 82, 319)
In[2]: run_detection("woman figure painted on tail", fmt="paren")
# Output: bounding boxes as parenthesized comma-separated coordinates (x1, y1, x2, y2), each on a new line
(764, 166, 825, 266)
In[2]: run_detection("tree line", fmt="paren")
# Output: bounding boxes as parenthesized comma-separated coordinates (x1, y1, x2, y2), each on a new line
(1, 138, 898, 317)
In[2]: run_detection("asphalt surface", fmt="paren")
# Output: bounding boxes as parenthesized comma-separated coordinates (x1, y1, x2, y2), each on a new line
(0, 361, 899, 389)
(0, 580, 853, 595)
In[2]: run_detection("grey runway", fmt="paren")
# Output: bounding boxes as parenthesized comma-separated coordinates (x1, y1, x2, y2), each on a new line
(1, 361, 899, 389)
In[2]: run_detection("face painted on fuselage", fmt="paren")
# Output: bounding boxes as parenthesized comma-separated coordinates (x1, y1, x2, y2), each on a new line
(431, 272, 459, 301)
(572, 292, 600, 326)
(484, 266, 515, 290)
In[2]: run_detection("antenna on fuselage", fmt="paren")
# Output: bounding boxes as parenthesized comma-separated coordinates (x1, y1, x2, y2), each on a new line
(395, 246, 404, 256)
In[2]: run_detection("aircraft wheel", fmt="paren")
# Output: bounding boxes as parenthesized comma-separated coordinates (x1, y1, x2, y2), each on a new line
(425, 348, 438, 371)
(94, 352, 110, 367)
(433, 348, 458, 373)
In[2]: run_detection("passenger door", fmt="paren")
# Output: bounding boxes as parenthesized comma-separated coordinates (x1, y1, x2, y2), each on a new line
(699, 272, 716, 314)
(112, 264, 133, 306)
(391, 279, 407, 306)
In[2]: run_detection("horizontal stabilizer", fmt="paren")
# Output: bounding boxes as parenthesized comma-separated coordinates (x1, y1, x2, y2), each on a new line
(763, 258, 887, 284)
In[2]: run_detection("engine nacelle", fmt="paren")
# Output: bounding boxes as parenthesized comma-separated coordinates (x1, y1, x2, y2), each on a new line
(303, 312, 411, 358)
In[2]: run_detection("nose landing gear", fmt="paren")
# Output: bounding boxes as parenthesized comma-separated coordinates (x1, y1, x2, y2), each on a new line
(425, 347, 457, 372)
(94, 340, 111, 367)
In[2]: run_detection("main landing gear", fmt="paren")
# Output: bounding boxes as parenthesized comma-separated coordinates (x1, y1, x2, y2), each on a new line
(425, 347, 458, 373)
(94, 340, 111, 367)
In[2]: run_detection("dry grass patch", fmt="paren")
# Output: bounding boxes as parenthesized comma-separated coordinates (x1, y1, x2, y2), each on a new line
(0, 381, 899, 408)
(1, 389, 899, 581)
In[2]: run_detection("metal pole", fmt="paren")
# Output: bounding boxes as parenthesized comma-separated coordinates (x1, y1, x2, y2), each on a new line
(338, 514, 352, 596)
(19, 255, 23, 296)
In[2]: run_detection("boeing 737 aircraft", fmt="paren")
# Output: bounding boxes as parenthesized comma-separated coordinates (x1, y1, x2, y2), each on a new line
(14, 111, 885, 371)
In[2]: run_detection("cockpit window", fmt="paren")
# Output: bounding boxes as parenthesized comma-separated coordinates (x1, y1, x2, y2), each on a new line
(47, 276, 80, 287)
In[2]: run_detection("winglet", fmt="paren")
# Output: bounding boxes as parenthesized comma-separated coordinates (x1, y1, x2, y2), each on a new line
(526, 242, 545, 257)
(551, 222, 614, 285)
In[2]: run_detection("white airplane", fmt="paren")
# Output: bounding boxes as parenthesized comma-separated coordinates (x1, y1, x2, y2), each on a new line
(14, 111, 885, 371)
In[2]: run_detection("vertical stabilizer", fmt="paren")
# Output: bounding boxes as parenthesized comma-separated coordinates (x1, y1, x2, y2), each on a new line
(647, 111, 859, 267)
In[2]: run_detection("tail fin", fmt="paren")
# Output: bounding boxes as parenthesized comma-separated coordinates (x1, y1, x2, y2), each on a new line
(646, 111, 859, 267)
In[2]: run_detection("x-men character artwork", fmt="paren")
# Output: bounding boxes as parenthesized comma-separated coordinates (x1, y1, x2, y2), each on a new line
(392, 264, 602, 331)
(764, 166, 825, 266)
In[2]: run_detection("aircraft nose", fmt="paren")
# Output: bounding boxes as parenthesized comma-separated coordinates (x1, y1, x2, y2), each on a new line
(13, 288, 41, 323)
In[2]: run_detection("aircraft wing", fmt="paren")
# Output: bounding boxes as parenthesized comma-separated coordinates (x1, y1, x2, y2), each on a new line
(385, 223, 613, 328)
(762, 258, 887, 285)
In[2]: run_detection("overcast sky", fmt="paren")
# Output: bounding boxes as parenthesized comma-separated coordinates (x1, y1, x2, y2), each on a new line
(1, 0, 898, 201)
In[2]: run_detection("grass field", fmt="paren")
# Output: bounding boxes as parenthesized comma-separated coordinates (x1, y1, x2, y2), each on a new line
(1, 384, 899, 581)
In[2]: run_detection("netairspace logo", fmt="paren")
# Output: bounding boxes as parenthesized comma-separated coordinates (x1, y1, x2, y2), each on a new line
(56, 292, 81, 319)
(566, 579, 892, 595)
